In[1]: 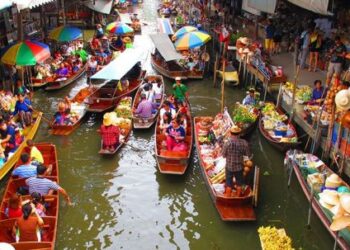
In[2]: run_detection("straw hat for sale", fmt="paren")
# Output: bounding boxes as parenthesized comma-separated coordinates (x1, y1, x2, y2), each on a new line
(175, 76, 181, 81)
(319, 190, 340, 207)
(325, 174, 343, 188)
(340, 193, 350, 214)
(230, 125, 242, 134)
(331, 215, 350, 231)
(335, 89, 350, 111)
(103, 113, 112, 126)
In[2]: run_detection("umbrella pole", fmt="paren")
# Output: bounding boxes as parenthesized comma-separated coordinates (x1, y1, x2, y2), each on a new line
(221, 60, 226, 112)
(339, 129, 349, 174)
(213, 53, 218, 87)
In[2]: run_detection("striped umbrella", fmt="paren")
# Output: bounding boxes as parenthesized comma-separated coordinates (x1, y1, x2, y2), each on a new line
(1, 40, 50, 66)
(172, 26, 197, 41)
(106, 22, 134, 35)
(174, 31, 211, 51)
(48, 26, 82, 42)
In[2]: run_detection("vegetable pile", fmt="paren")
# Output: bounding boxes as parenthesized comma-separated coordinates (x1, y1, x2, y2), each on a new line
(232, 105, 258, 124)
(258, 226, 294, 250)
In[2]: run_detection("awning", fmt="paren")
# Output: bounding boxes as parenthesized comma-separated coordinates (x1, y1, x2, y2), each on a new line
(242, 0, 261, 15)
(13, 0, 55, 11)
(149, 33, 182, 62)
(84, 0, 114, 14)
(288, 0, 332, 16)
(119, 13, 132, 24)
(90, 48, 145, 80)
(157, 18, 174, 35)
(247, 0, 277, 14)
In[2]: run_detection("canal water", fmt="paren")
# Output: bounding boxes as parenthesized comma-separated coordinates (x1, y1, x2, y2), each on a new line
(0, 1, 336, 249)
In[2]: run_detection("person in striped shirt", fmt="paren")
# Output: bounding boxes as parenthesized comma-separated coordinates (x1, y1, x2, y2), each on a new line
(26, 165, 72, 205)
(12, 153, 37, 179)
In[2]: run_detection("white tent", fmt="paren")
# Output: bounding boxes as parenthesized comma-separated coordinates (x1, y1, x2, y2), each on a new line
(288, 0, 332, 16)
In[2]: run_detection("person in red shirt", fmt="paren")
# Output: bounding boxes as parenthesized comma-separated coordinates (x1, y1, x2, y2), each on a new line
(98, 113, 120, 152)
(6, 194, 22, 219)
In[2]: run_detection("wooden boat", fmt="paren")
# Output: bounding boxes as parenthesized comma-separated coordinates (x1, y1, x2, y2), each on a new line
(151, 54, 187, 80)
(259, 107, 301, 152)
(99, 97, 132, 155)
(50, 85, 99, 136)
(29, 76, 54, 89)
(0, 111, 42, 181)
(132, 75, 165, 129)
(87, 72, 145, 113)
(194, 116, 260, 221)
(230, 105, 260, 138)
(155, 99, 193, 174)
(286, 151, 350, 250)
(0, 143, 59, 250)
(45, 64, 87, 91)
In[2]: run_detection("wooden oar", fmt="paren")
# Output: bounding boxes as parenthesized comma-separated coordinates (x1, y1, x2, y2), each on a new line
(24, 102, 53, 127)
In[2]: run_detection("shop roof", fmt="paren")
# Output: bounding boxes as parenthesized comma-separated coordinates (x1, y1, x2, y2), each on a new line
(149, 34, 182, 62)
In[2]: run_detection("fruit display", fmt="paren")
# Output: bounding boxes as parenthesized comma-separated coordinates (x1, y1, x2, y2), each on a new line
(283, 82, 312, 103)
(232, 104, 259, 124)
(258, 226, 293, 250)
(196, 113, 254, 194)
(115, 97, 132, 118)
(324, 80, 348, 113)
(261, 103, 297, 143)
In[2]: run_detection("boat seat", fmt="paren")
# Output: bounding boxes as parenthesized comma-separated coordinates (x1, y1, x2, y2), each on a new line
(160, 149, 187, 157)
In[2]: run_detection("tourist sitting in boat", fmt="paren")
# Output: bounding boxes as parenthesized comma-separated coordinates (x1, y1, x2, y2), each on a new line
(27, 140, 44, 164)
(54, 51, 63, 61)
(165, 117, 187, 151)
(101, 36, 111, 56)
(133, 94, 157, 118)
(160, 112, 172, 131)
(178, 113, 187, 131)
(160, 101, 176, 121)
(222, 126, 251, 197)
(142, 84, 155, 102)
(96, 24, 104, 39)
(112, 36, 125, 51)
(55, 63, 69, 80)
(54, 102, 71, 125)
(98, 112, 120, 152)
(173, 77, 188, 102)
(15, 80, 30, 96)
(153, 81, 163, 102)
(12, 153, 37, 179)
(309, 80, 327, 104)
(12, 202, 44, 242)
(26, 164, 72, 205)
(73, 47, 88, 62)
(5, 194, 22, 219)
(186, 57, 197, 71)
(72, 61, 81, 73)
(242, 88, 257, 106)
(95, 48, 109, 64)
(13, 93, 33, 128)
(176, 100, 188, 115)
(87, 56, 98, 75)
(31, 192, 46, 217)
(90, 37, 102, 51)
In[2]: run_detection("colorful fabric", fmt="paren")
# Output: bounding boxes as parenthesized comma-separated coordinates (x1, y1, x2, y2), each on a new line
(222, 137, 250, 172)
(100, 125, 120, 147)
(26, 177, 61, 196)
(12, 164, 37, 178)
(30, 146, 44, 164)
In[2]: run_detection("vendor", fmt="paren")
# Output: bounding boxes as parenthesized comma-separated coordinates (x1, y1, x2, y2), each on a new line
(311, 80, 327, 104)
(98, 113, 120, 152)
(222, 126, 251, 197)
(13, 94, 33, 128)
(172, 77, 188, 102)
(242, 88, 256, 106)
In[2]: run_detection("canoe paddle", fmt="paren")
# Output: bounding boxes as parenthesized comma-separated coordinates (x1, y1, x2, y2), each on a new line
(23, 102, 53, 127)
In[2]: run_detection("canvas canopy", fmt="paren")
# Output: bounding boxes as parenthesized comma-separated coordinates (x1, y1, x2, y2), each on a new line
(149, 34, 182, 62)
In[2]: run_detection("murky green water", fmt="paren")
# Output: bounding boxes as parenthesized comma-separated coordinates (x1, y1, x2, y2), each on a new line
(0, 1, 337, 249)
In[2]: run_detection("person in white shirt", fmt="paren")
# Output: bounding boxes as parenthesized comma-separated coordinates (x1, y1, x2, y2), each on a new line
(160, 101, 176, 123)
(142, 84, 154, 102)
(153, 81, 163, 101)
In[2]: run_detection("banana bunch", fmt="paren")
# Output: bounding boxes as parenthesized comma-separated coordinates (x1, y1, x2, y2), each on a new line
(210, 169, 225, 184)
(258, 226, 294, 250)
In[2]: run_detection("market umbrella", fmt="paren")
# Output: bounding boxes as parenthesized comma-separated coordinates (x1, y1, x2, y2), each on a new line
(106, 22, 134, 35)
(172, 26, 198, 41)
(48, 26, 82, 42)
(1, 40, 50, 66)
(174, 31, 211, 51)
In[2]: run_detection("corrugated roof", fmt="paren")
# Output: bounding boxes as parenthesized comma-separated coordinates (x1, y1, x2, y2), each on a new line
(149, 34, 182, 62)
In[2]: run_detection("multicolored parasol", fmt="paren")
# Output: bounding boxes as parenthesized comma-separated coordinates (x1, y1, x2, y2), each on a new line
(172, 26, 197, 41)
(1, 40, 50, 66)
(48, 26, 82, 42)
(174, 31, 211, 51)
(106, 22, 134, 35)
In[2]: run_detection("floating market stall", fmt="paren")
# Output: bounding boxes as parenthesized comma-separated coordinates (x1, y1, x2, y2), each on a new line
(258, 226, 294, 250)
(259, 103, 300, 151)
(285, 150, 350, 250)
(231, 104, 260, 137)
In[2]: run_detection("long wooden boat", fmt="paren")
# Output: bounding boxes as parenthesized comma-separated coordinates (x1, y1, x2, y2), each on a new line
(45, 64, 87, 91)
(230, 105, 260, 138)
(194, 116, 260, 221)
(50, 85, 98, 136)
(155, 99, 193, 174)
(132, 75, 165, 129)
(0, 111, 42, 181)
(286, 151, 350, 250)
(87, 70, 145, 113)
(0, 143, 59, 250)
(29, 76, 54, 89)
(151, 54, 187, 80)
(99, 97, 132, 155)
(259, 108, 301, 152)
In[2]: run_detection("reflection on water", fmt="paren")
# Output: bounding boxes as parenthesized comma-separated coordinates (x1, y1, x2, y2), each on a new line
(0, 0, 335, 249)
